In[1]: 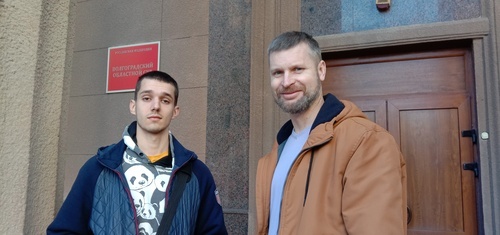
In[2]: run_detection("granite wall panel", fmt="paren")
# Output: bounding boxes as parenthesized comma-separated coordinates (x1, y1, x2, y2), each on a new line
(302, 0, 481, 35)
(208, 0, 252, 233)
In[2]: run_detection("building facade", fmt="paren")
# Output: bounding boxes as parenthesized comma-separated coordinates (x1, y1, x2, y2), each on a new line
(1, 0, 499, 234)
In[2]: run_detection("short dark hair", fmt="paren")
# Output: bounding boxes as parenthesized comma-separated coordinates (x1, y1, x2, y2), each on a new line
(267, 31, 322, 63)
(134, 71, 179, 105)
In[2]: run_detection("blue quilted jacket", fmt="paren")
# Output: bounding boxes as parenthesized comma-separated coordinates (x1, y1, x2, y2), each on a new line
(47, 122, 227, 235)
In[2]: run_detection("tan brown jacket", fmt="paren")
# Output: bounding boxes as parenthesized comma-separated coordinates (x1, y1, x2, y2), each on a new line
(256, 95, 407, 235)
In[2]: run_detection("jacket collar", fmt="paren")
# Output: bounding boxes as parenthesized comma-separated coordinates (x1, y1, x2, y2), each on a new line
(96, 121, 196, 170)
(276, 93, 345, 144)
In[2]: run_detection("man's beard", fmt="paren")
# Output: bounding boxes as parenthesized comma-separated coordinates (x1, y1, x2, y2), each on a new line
(275, 81, 321, 114)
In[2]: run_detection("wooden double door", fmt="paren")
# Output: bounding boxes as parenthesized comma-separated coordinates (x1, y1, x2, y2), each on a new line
(323, 41, 478, 235)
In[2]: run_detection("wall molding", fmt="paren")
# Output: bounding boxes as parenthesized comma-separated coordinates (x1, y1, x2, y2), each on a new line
(317, 18, 490, 52)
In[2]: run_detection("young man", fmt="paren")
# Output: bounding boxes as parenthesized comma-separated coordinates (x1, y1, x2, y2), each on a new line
(48, 71, 227, 235)
(255, 31, 407, 234)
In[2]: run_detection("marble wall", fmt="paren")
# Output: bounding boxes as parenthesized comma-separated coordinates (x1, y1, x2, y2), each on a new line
(207, 1, 252, 234)
(302, 0, 482, 35)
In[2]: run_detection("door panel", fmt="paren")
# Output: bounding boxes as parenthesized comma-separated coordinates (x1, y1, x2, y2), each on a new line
(388, 95, 476, 235)
(349, 99, 387, 129)
(323, 43, 478, 235)
(324, 50, 469, 98)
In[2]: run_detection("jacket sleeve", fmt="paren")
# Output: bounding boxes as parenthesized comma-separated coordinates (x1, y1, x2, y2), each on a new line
(342, 129, 407, 235)
(193, 161, 228, 235)
(47, 157, 101, 235)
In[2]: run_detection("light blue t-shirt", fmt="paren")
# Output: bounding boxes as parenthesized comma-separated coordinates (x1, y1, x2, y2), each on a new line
(268, 125, 312, 235)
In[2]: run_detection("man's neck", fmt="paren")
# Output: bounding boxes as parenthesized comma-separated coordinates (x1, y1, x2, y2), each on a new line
(290, 97, 324, 133)
(136, 129, 170, 157)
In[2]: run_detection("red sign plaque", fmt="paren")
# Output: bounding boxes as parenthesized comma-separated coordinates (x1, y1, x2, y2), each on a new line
(107, 42, 160, 93)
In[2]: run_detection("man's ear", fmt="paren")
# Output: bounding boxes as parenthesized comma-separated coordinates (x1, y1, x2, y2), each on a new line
(172, 106, 180, 120)
(318, 60, 327, 82)
(129, 99, 136, 115)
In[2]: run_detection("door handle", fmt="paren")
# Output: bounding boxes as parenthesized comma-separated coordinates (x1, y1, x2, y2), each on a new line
(463, 162, 479, 177)
(462, 129, 477, 144)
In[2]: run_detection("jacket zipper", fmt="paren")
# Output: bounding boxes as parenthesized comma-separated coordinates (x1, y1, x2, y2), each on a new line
(285, 136, 332, 207)
(114, 168, 141, 235)
(96, 156, 140, 235)
(303, 150, 314, 206)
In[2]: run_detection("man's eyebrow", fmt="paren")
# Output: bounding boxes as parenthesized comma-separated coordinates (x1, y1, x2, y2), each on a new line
(139, 90, 174, 99)
(161, 92, 174, 99)
(139, 90, 153, 95)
